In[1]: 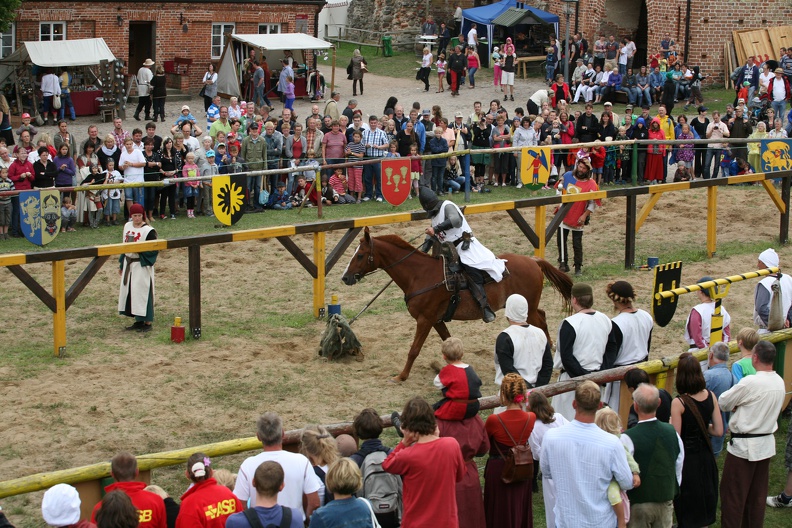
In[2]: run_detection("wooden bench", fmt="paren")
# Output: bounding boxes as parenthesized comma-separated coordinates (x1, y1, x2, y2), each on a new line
(516, 56, 546, 79)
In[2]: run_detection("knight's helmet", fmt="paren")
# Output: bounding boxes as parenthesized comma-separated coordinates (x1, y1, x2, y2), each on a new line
(418, 186, 441, 216)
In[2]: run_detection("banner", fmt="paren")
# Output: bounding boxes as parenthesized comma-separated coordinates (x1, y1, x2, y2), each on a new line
(213, 174, 247, 225)
(381, 158, 411, 206)
(19, 189, 61, 246)
(519, 147, 552, 188)
(759, 139, 792, 172)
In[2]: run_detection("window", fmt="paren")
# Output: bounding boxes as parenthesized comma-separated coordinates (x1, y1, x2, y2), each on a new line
(258, 24, 281, 35)
(40, 22, 65, 42)
(0, 24, 14, 59)
(211, 23, 235, 58)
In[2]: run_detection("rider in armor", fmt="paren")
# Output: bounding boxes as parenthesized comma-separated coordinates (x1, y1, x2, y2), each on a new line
(418, 186, 506, 322)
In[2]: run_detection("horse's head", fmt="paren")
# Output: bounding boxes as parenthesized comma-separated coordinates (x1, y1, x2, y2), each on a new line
(341, 227, 376, 286)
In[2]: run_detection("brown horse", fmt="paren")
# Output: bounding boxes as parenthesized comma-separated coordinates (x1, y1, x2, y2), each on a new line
(341, 227, 573, 381)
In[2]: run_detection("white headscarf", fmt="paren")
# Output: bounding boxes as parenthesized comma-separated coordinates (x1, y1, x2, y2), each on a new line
(759, 248, 780, 268)
(505, 294, 528, 323)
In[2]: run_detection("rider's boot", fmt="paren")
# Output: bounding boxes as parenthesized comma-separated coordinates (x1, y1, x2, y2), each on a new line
(468, 280, 496, 323)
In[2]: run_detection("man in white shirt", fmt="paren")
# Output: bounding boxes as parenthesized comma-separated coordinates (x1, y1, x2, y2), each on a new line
(134, 59, 155, 122)
(541, 380, 634, 528)
(467, 23, 478, 47)
(719, 340, 786, 527)
(233, 413, 321, 523)
(494, 293, 552, 388)
(40, 69, 61, 126)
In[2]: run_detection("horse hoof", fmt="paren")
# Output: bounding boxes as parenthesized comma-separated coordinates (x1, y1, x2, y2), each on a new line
(389, 376, 404, 384)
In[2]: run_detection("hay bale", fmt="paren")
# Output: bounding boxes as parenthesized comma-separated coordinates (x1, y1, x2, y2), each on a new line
(318, 314, 363, 360)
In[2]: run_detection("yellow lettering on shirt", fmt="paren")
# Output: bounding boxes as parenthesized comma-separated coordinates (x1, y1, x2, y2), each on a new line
(139, 509, 152, 523)
(204, 499, 238, 519)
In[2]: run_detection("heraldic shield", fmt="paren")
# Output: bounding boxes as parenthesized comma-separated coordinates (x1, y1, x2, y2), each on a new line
(760, 139, 792, 172)
(519, 147, 551, 189)
(19, 189, 61, 245)
(213, 174, 247, 226)
(381, 158, 411, 206)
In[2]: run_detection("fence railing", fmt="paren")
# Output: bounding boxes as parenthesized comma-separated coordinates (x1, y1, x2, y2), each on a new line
(2, 328, 790, 520)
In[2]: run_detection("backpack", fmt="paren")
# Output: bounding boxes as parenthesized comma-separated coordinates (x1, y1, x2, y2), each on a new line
(360, 451, 402, 516)
(313, 465, 335, 506)
(243, 505, 292, 528)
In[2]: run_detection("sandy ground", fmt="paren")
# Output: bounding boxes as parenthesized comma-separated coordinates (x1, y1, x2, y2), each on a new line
(0, 71, 788, 525)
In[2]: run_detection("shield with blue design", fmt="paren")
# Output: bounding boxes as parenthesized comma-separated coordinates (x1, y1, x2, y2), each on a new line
(19, 189, 61, 246)
(519, 147, 552, 189)
(759, 139, 792, 172)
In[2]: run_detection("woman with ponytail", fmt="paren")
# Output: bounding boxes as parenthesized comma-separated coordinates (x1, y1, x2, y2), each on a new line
(175, 453, 243, 528)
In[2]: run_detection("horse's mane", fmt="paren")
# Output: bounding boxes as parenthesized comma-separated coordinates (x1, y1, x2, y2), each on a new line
(375, 234, 419, 252)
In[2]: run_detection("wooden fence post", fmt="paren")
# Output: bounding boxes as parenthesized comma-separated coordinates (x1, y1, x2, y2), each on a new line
(52, 261, 66, 358)
(782, 174, 790, 245)
(313, 232, 326, 318)
(188, 246, 202, 339)
(534, 205, 546, 258)
(707, 186, 717, 258)
(625, 195, 636, 269)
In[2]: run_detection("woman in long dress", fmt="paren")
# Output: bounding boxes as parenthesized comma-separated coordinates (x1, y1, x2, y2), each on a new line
(671, 353, 723, 527)
(484, 373, 535, 528)
(644, 117, 666, 184)
(527, 391, 568, 528)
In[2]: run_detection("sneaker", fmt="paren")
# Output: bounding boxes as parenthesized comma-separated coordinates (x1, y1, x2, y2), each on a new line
(170, 214, 176, 220)
(375, 197, 383, 202)
(516, 183, 523, 189)
(362, 197, 371, 202)
(767, 494, 792, 508)
(391, 411, 405, 438)
(510, 95, 514, 101)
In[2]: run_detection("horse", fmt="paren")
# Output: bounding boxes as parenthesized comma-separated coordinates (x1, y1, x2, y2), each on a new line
(341, 227, 573, 381)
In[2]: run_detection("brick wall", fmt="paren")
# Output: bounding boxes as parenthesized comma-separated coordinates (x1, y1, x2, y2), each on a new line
(14, 2, 323, 92)
(545, 0, 792, 86)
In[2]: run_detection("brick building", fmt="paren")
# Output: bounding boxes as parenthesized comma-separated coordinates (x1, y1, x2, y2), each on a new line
(3, 0, 327, 91)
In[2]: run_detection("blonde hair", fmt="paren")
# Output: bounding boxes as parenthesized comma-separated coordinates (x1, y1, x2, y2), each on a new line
(736, 327, 759, 351)
(213, 469, 237, 491)
(325, 458, 362, 495)
(0, 95, 9, 115)
(299, 425, 339, 466)
(574, 380, 602, 413)
(594, 407, 622, 436)
(143, 485, 169, 499)
(441, 337, 464, 361)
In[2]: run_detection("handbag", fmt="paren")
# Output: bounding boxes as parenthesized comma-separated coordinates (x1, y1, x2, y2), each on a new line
(198, 85, 206, 98)
(494, 414, 535, 484)
(357, 497, 382, 528)
(679, 393, 714, 455)
(52, 94, 61, 110)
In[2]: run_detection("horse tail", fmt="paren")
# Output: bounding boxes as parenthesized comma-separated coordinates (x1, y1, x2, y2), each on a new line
(535, 258, 573, 314)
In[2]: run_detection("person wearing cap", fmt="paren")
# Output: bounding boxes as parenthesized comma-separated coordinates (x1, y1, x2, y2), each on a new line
(418, 186, 506, 322)
(15, 112, 37, 141)
(767, 67, 791, 124)
(175, 453, 242, 527)
(174, 105, 198, 130)
(42, 483, 95, 528)
(494, 293, 552, 388)
(602, 280, 654, 411)
(727, 105, 752, 163)
(571, 57, 587, 89)
(551, 282, 617, 421)
(324, 91, 341, 122)
(118, 203, 159, 332)
(134, 58, 155, 122)
(684, 276, 732, 351)
(200, 149, 218, 217)
(555, 157, 600, 274)
(753, 248, 792, 333)
(92, 452, 167, 527)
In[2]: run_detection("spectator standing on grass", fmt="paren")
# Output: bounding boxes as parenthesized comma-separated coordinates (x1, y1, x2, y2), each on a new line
(42, 483, 96, 528)
(225, 461, 303, 528)
(719, 340, 786, 527)
(91, 452, 166, 528)
(704, 341, 734, 457)
(175, 453, 242, 528)
(308, 459, 376, 528)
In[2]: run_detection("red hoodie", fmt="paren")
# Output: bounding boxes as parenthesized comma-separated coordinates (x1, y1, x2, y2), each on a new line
(590, 146, 606, 169)
(91, 481, 167, 528)
(176, 477, 243, 528)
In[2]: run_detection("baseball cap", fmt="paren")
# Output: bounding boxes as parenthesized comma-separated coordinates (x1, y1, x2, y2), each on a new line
(625, 105, 633, 111)
(21, 112, 30, 119)
(216, 143, 226, 148)
(738, 98, 745, 103)
(41, 484, 81, 526)
(454, 111, 464, 118)
(422, 109, 431, 116)
(698, 105, 708, 112)
(604, 101, 613, 107)
(206, 149, 215, 158)
(181, 105, 190, 112)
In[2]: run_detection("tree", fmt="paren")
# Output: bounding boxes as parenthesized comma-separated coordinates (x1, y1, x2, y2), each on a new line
(0, 0, 21, 34)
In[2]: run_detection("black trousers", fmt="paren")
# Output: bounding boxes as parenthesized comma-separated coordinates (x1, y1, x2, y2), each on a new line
(694, 146, 707, 178)
(135, 95, 151, 118)
(557, 225, 583, 268)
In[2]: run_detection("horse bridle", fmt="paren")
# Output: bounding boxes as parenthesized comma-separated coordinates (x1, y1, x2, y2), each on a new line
(354, 235, 423, 281)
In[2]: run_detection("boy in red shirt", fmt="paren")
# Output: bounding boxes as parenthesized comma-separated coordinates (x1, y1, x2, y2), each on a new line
(91, 452, 167, 528)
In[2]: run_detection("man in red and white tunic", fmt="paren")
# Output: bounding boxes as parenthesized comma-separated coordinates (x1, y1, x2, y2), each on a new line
(118, 203, 158, 332)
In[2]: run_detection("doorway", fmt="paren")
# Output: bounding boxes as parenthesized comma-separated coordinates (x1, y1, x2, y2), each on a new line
(635, 1, 648, 68)
(128, 22, 156, 73)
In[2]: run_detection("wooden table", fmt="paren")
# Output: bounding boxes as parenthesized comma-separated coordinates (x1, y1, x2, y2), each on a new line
(516, 56, 546, 79)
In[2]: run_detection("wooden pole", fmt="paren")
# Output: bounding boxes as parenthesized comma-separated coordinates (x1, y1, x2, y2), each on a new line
(625, 194, 636, 269)
(782, 174, 790, 245)
(534, 205, 546, 258)
(188, 246, 202, 339)
(707, 185, 717, 258)
(52, 261, 66, 358)
(330, 46, 336, 92)
(313, 232, 326, 318)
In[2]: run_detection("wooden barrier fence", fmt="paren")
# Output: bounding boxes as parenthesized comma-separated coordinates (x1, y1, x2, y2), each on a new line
(1, 328, 791, 522)
(1, 170, 790, 356)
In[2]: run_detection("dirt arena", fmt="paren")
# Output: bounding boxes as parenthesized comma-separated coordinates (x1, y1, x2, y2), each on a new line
(0, 71, 788, 526)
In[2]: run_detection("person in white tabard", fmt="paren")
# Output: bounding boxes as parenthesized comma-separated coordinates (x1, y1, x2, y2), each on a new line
(552, 282, 617, 421)
(602, 280, 654, 411)
(754, 247, 792, 334)
(118, 203, 158, 332)
(684, 276, 731, 351)
(494, 294, 553, 388)
(419, 186, 506, 322)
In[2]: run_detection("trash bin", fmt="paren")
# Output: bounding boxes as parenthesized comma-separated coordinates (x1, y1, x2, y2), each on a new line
(382, 36, 393, 57)
(450, 37, 460, 50)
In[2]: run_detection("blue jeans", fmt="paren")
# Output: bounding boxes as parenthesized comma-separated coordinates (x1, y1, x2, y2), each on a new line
(772, 101, 787, 124)
(627, 87, 641, 104)
(58, 92, 76, 120)
(255, 84, 271, 108)
(618, 63, 626, 75)
(703, 148, 722, 179)
(638, 87, 651, 107)
(125, 187, 145, 206)
(10, 196, 19, 236)
(247, 175, 261, 206)
(363, 162, 383, 199)
(431, 166, 444, 192)
(458, 154, 471, 192)
(446, 176, 466, 192)
(468, 67, 478, 86)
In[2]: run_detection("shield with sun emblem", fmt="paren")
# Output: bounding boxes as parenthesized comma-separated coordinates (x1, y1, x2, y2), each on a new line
(213, 174, 247, 225)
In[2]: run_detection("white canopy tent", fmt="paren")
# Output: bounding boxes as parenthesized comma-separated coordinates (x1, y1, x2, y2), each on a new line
(0, 38, 116, 87)
(216, 33, 335, 99)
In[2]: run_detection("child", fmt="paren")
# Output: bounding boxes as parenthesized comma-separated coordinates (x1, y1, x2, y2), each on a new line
(719, 146, 733, 178)
(603, 137, 618, 185)
(595, 408, 641, 528)
(409, 143, 422, 198)
(0, 167, 13, 240)
(545, 47, 556, 85)
(328, 168, 356, 204)
(174, 105, 198, 127)
(345, 130, 365, 203)
(268, 181, 292, 210)
(290, 176, 309, 208)
(433, 337, 482, 420)
(734, 157, 753, 175)
(445, 156, 466, 193)
(686, 66, 705, 107)
(201, 150, 218, 217)
(615, 126, 631, 183)
(181, 152, 201, 218)
(737, 81, 750, 103)
(732, 327, 759, 382)
(673, 161, 692, 182)
(15, 113, 38, 140)
(284, 76, 296, 111)
(299, 425, 339, 507)
(103, 159, 124, 226)
(60, 195, 77, 232)
(590, 141, 606, 186)
(224, 461, 302, 528)
(436, 53, 447, 93)
(84, 164, 104, 229)
(319, 174, 339, 205)
(385, 140, 400, 158)
(492, 47, 502, 91)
